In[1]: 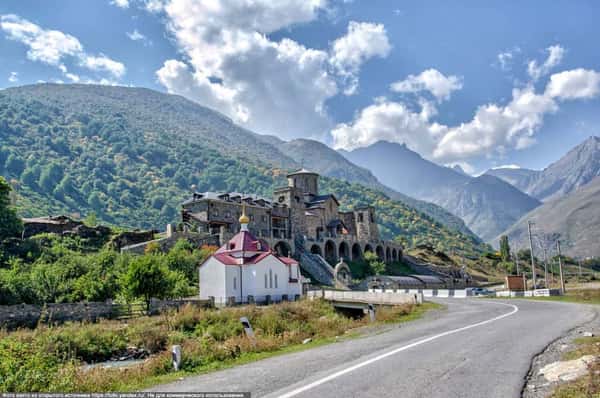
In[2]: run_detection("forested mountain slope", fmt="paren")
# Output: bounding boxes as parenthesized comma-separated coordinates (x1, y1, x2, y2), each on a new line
(0, 84, 487, 255)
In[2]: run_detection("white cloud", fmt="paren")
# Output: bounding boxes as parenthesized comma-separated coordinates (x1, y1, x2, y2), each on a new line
(491, 164, 521, 170)
(157, 0, 389, 139)
(0, 14, 125, 80)
(8, 71, 18, 83)
(333, 67, 600, 163)
(447, 161, 475, 175)
(330, 21, 391, 94)
(0, 14, 82, 66)
(110, 0, 130, 8)
(81, 55, 126, 78)
(127, 29, 152, 46)
(545, 68, 600, 100)
(390, 69, 463, 101)
(527, 44, 565, 80)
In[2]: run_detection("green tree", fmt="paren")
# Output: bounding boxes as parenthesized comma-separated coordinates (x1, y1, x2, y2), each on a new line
(122, 255, 175, 313)
(364, 251, 386, 275)
(499, 235, 511, 262)
(84, 212, 97, 227)
(0, 177, 22, 240)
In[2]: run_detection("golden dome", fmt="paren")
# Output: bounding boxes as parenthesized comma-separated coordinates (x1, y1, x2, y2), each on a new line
(239, 204, 250, 224)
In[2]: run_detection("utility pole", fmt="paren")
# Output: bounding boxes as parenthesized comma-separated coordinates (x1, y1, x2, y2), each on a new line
(528, 221, 537, 290)
(541, 246, 549, 288)
(557, 240, 566, 293)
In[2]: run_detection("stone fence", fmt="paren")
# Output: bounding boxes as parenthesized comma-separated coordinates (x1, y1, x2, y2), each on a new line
(0, 299, 210, 330)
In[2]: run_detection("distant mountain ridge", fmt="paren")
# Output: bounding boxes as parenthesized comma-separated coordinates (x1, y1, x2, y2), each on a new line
(341, 140, 541, 242)
(486, 136, 600, 202)
(497, 176, 600, 258)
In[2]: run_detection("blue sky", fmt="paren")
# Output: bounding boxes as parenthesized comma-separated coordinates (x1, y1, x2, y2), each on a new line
(1, 0, 600, 174)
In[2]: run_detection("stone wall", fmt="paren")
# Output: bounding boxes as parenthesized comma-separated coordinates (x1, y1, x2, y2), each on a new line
(0, 299, 211, 330)
(120, 231, 220, 254)
(0, 301, 115, 329)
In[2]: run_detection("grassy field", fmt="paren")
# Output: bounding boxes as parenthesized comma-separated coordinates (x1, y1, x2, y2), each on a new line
(550, 335, 600, 398)
(0, 299, 442, 392)
(527, 289, 600, 305)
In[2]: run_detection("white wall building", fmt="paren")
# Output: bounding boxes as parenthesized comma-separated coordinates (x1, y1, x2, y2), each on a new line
(199, 206, 303, 305)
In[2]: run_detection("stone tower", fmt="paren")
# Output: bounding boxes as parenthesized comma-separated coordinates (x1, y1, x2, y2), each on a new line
(287, 169, 319, 200)
(354, 205, 380, 241)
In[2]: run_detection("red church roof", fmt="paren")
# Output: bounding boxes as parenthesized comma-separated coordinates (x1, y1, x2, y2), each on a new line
(208, 230, 298, 266)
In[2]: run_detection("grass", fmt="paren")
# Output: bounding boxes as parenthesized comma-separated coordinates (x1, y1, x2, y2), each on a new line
(526, 289, 600, 305)
(0, 299, 441, 392)
(549, 335, 600, 398)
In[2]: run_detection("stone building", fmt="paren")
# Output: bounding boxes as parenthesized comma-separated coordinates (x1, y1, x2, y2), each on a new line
(181, 169, 402, 266)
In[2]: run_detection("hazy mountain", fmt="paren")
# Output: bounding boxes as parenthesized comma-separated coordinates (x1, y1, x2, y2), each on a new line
(0, 83, 487, 254)
(342, 141, 540, 241)
(277, 138, 479, 239)
(497, 176, 600, 258)
(485, 167, 539, 193)
(486, 136, 600, 202)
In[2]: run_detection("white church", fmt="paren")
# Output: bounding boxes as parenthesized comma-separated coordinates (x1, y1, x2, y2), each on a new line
(199, 205, 303, 305)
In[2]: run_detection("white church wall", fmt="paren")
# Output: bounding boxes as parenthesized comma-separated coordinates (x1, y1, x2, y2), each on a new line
(199, 258, 226, 302)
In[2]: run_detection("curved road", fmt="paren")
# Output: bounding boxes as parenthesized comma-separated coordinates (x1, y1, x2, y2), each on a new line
(148, 299, 598, 397)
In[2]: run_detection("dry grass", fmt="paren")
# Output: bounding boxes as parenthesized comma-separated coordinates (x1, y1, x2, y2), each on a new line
(0, 299, 431, 392)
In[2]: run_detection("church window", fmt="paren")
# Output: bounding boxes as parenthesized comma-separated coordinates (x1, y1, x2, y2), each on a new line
(370, 213, 374, 223)
(233, 277, 237, 290)
(269, 269, 273, 288)
(213, 209, 219, 217)
(358, 213, 364, 222)
(229, 242, 236, 250)
(264, 274, 268, 288)
(278, 196, 285, 203)
(274, 274, 278, 289)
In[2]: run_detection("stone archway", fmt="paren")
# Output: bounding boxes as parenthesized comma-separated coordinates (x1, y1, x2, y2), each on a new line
(351, 243, 362, 261)
(310, 244, 322, 256)
(274, 241, 292, 257)
(376, 245, 384, 261)
(338, 241, 350, 261)
(364, 244, 374, 254)
(392, 248, 398, 262)
(386, 247, 391, 263)
(324, 240, 337, 263)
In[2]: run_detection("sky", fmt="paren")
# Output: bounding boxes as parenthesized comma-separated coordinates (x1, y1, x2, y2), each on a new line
(1, 0, 600, 174)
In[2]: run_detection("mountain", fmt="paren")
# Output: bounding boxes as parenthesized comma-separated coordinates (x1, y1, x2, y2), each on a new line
(276, 138, 479, 239)
(342, 141, 541, 242)
(486, 136, 600, 202)
(0, 83, 487, 255)
(497, 176, 600, 258)
(484, 167, 539, 193)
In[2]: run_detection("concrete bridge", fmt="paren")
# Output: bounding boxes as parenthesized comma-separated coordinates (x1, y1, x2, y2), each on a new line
(307, 289, 423, 311)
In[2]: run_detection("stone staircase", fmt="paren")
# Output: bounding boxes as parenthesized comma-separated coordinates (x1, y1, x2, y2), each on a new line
(294, 237, 335, 286)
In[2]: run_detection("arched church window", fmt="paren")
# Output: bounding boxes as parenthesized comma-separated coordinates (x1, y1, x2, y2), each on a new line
(233, 277, 237, 290)
(264, 273, 268, 288)
(269, 269, 273, 288)
(274, 274, 278, 289)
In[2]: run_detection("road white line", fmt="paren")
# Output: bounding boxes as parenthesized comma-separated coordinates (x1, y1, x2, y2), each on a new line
(276, 301, 519, 398)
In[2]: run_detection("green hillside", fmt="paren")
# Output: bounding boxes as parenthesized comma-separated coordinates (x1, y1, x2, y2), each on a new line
(0, 84, 487, 255)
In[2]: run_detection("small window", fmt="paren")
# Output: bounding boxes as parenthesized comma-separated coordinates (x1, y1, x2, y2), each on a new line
(229, 242, 236, 250)
(213, 209, 219, 217)
(358, 213, 364, 222)
(261, 215, 267, 222)
(264, 273, 268, 288)
(269, 269, 273, 288)
(278, 195, 285, 203)
(370, 213, 374, 223)
(295, 196, 300, 203)
(274, 274, 278, 289)
(233, 277, 237, 290)
(225, 211, 231, 218)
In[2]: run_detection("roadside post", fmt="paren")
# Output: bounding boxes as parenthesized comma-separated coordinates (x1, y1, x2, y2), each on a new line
(367, 304, 376, 323)
(240, 316, 256, 345)
(172, 345, 182, 371)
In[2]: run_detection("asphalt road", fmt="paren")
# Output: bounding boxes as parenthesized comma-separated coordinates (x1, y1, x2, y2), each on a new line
(148, 299, 598, 398)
